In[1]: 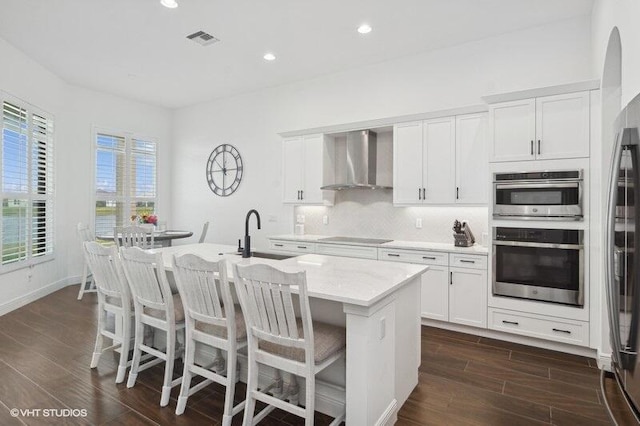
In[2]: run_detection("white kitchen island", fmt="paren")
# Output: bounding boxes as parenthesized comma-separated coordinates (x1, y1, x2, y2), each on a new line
(151, 243, 427, 425)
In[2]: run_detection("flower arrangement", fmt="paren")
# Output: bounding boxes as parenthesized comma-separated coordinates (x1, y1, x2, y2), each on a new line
(131, 213, 158, 226)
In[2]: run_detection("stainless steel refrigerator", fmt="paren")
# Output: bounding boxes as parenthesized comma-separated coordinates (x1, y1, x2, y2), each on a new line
(606, 92, 640, 420)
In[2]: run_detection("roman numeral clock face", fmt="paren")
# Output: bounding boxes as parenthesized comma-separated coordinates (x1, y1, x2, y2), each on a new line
(206, 144, 243, 196)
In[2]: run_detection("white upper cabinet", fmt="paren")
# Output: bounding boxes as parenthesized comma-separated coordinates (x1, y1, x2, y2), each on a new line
(301, 134, 324, 203)
(489, 99, 536, 162)
(423, 117, 455, 204)
(393, 114, 487, 206)
(455, 113, 488, 204)
(489, 91, 590, 162)
(535, 92, 590, 160)
(393, 121, 424, 204)
(282, 137, 304, 203)
(282, 134, 327, 204)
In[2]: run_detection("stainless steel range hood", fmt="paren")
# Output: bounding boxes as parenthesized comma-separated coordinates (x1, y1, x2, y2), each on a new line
(321, 130, 392, 190)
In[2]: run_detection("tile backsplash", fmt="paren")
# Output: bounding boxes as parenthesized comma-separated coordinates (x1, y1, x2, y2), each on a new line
(295, 190, 489, 244)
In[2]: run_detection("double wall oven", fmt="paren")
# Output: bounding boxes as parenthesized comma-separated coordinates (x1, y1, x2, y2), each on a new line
(492, 170, 585, 307)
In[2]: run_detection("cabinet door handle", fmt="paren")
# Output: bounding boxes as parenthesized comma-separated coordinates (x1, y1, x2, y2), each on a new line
(502, 320, 519, 326)
(552, 328, 571, 334)
(456, 187, 459, 200)
(422, 256, 436, 260)
(387, 253, 400, 257)
(300, 190, 304, 200)
(297, 190, 301, 200)
(530, 140, 534, 155)
(418, 188, 422, 200)
(297, 246, 308, 249)
(459, 259, 475, 264)
(274, 244, 284, 247)
(449, 271, 453, 285)
(537, 140, 541, 155)
(422, 188, 426, 200)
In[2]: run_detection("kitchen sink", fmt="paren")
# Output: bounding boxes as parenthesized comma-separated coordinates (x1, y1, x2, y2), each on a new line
(232, 251, 296, 260)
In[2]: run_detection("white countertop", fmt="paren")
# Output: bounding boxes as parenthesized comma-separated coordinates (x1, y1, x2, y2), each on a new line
(151, 243, 427, 307)
(269, 234, 488, 254)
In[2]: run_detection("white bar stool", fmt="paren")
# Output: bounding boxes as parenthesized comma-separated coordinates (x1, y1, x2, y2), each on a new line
(233, 263, 346, 426)
(173, 254, 247, 425)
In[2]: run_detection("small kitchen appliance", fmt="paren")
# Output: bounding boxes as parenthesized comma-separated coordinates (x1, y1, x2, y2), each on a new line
(453, 220, 475, 247)
(493, 170, 583, 220)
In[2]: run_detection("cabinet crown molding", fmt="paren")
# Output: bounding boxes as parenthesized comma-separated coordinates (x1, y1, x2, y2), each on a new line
(278, 104, 487, 138)
(482, 79, 600, 105)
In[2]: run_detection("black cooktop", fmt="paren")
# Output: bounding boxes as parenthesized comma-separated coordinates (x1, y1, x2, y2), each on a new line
(318, 236, 393, 245)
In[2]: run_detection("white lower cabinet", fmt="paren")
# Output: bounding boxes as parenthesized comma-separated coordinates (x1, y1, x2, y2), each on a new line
(449, 266, 487, 328)
(489, 308, 589, 346)
(420, 265, 449, 321)
(379, 248, 487, 328)
(315, 243, 378, 259)
(268, 240, 316, 254)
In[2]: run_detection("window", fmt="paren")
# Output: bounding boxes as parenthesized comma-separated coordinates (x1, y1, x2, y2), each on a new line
(0, 95, 54, 268)
(94, 130, 156, 236)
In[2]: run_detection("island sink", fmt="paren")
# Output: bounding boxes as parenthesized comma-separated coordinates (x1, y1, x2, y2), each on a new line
(233, 251, 295, 260)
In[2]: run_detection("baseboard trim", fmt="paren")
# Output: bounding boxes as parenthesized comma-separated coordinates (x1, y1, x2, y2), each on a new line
(422, 318, 598, 359)
(0, 276, 78, 316)
(597, 352, 612, 371)
(375, 398, 398, 426)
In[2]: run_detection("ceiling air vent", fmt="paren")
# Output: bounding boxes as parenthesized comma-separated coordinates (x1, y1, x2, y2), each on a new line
(186, 31, 220, 46)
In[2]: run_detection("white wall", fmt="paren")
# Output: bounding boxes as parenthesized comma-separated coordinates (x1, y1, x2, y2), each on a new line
(0, 37, 172, 313)
(592, 0, 640, 106)
(171, 16, 594, 250)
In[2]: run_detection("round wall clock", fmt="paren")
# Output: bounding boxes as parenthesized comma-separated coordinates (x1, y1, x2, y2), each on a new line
(206, 144, 244, 196)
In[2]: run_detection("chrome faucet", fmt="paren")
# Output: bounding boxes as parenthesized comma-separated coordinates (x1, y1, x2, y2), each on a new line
(243, 209, 261, 258)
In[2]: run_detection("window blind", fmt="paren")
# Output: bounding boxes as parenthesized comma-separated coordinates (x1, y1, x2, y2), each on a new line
(1, 98, 54, 267)
(94, 132, 156, 236)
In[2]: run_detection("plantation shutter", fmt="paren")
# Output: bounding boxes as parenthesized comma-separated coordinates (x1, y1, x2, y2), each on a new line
(130, 139, 156, 217)
(94, 133, 157, 236)
(95, 133, 126, 236)
(1, 97, 54, 267)
(30, 113, 54, 258)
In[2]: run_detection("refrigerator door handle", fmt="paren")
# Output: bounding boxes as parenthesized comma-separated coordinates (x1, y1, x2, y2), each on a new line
(623, 130, 640, 368)
(606, 130, 625, 368)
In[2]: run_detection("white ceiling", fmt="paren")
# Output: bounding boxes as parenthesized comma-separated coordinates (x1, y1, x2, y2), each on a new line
(0, 0, 594, 109)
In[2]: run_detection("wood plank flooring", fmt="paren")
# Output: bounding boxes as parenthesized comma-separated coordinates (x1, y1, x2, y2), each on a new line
(0, 285, 627, 425)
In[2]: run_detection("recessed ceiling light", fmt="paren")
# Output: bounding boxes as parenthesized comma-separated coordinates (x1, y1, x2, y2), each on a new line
(161, 0, 178, 9)
(263, 53, 276, 61)
(357, 24, 372, 34)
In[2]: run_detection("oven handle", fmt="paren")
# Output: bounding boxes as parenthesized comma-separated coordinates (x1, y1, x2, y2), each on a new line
(494, 182, 580, 190)
(493, 240, 582, 250)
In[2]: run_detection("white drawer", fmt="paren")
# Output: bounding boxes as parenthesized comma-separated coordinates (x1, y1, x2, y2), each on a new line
(315, 243, 378, 260)
(489, 308, 589, 347)
(449, 253, 487, 270)
(268, 240, 316, 254)
(378, 248, 448, 266)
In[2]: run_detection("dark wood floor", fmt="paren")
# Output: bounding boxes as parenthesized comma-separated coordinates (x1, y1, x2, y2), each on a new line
(0, 285, 628, 425)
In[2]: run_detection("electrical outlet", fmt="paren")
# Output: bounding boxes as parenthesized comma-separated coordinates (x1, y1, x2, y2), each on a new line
(268, 215, 278, 223)
(323, 215, 329, 225)
(415, 218, 423, 229)
(296, 215, 305, 224)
